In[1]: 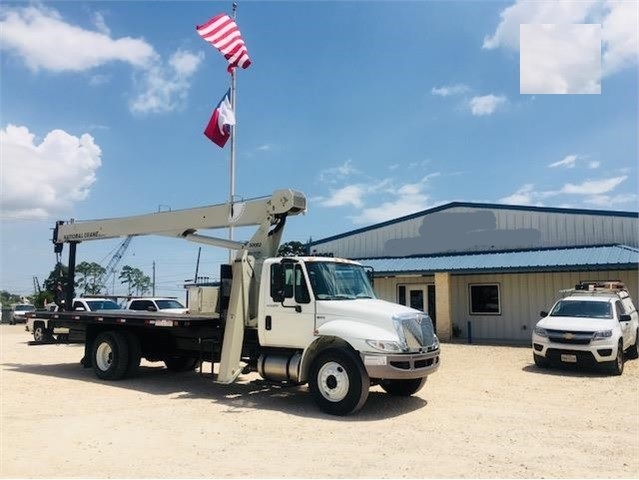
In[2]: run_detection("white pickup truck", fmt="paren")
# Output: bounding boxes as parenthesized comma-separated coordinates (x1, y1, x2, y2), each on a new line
(532, 281, 639, 375)
(27, 298, 120, 341)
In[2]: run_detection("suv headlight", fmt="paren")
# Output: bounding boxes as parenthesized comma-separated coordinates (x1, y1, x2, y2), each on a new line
(365, 339, 403, 353)
(534, 326, 548, 337)
(592, 330, 613, 341)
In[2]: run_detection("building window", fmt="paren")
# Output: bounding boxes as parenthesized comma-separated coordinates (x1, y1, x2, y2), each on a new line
(469, 284, 501, 315)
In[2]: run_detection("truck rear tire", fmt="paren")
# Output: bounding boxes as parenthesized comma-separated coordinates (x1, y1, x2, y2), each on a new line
(92, 331, 130, 380)
(380, 377, 427, 396)
(164, 356, 199, 372)
(309, 349, 369, 416)
(606, 341, 624, 375)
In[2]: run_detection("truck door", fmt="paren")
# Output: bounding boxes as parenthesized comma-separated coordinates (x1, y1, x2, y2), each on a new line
(260, 262, 316, 348)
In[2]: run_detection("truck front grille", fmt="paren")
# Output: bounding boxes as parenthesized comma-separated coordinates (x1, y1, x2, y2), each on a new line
(400, 316, 435, 349)
(546, 329, 594, 345)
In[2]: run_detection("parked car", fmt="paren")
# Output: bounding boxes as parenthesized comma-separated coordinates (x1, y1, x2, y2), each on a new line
(125, 297, 188, 314)
(532, 281, 639, 375)
(26, 298, 120, 341)
(10, 304, 35, 324)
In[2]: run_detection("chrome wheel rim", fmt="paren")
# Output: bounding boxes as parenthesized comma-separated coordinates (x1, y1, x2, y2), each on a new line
(317, 361, 349, 402)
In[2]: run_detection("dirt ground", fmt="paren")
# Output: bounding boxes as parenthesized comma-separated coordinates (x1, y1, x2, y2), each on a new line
(1, 324, 637, 479)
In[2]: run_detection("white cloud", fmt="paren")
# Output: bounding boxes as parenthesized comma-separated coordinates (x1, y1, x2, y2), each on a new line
(0, 6, 155, 71)
(560, 176, 627, 195)
(319, 185, 367, 208)
(350, 182, 433, 225)
(256, 144, 272, 152)
(0, 124, 102, 219)
(499, 184, 538, 205)
(483, 0, 638, 78)
(588, 160, 600, 169)
(548, 154, 578, 168)
(520, 24, 601, 94)
(585, 193, 638, 206)
(130, 50, 204, 114)
(0, 6, 203, 114)
(431, 84, 470, 97)
(469, 95, 506, 116)
(500, 175, 631, 206)
(319, 159, 360, 184)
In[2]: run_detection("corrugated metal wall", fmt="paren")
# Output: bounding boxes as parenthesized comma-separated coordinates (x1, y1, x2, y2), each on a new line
(374, 269, 638, 343)
(312, 207, 638, 258)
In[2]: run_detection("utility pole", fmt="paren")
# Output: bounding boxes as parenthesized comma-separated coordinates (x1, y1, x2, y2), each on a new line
(152, 261, 156, 296)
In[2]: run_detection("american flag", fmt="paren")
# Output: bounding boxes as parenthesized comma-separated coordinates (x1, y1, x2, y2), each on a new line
(196, 13, 251, 70)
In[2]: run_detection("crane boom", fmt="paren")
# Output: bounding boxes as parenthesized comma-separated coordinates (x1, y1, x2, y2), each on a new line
(53, 189, 306, 250)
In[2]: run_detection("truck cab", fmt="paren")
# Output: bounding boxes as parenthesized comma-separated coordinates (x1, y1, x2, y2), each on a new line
(253, 256, 440, 414)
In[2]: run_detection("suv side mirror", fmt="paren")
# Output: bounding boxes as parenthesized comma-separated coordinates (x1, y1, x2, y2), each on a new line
(619, 314, 631, 322)
(540, 311, 548, 317)
(147, 306, 158, 312)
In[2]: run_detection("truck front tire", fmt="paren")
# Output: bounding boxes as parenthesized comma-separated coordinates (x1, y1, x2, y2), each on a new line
(92, 331, 130, 380)
(380, 377, 427, 396)
(309, 349, 369, 416)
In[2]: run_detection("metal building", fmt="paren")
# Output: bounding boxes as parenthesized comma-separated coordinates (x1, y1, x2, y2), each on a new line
(309, 202, 639, 344)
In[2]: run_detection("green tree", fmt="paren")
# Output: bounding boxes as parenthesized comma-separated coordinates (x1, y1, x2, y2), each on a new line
(0, 291, 21, 305)
(76, 261, 107, 295)
(277, 241, 308, 257)
(119, 265, 152, 296)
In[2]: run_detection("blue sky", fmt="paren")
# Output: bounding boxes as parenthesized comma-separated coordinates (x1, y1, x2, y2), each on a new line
(1, 0, 637, 301)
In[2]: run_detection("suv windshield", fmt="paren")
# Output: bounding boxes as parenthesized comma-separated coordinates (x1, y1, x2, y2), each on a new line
(550, 300, 613, 319)
(156, 299, 185, 309)
(86, 300, 120, 310)
(306, 262, 375, 300)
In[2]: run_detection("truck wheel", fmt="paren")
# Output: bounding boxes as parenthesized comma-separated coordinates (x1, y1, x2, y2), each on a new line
(533, 354, 550, 369)
(164, 356, 199, 372)
(626, 329, 639, 360)
(606, 341, 624, 376)
(92, 331, 130, 380)
(380, 377, 427, 396)
(309, 349, 369, 416)
(33, 324, 53, 342)
(125, 332, 142, 377)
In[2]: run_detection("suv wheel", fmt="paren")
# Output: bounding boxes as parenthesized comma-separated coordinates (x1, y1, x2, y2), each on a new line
(607, 341, 624, 376)
(626, 329, 639, 360)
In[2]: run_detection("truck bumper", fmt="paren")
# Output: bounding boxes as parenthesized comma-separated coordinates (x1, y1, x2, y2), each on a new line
(360, 350, 440, 380)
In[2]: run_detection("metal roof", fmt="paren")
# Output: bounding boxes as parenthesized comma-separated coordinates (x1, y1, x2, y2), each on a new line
(357, 245, 639, 275)
(310, 202, 638, 247)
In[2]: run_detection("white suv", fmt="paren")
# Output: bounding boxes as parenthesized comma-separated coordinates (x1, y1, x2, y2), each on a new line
(532, 281, 639, 375)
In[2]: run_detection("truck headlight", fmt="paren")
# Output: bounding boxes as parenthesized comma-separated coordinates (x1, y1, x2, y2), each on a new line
(365, 339, 403, 353)
(534, 326, 548, 337)
(592, 330, 613, 341)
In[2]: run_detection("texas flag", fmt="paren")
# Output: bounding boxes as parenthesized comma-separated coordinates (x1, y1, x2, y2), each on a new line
(204, 89, 235, 148)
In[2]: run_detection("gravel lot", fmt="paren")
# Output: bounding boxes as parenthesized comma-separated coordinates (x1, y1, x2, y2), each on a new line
(1, 324, 638, 478)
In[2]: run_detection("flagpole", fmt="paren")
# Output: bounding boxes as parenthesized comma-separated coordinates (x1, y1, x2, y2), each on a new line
(228, 2, 238, 264)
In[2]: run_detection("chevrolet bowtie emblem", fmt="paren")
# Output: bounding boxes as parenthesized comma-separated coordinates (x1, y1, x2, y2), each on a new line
(563, 333, 575, 340)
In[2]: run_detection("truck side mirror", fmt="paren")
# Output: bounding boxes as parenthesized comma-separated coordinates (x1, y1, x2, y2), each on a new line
(540, 311, 548, 317)
(620, 314, 631, 322)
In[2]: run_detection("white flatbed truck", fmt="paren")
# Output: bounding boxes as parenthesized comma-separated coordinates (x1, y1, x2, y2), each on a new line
(28, 189, 440, 415)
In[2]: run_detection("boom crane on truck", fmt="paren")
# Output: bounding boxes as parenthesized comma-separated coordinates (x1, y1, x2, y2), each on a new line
(53, 189, 306, 383)
(32, 188, 440, 415)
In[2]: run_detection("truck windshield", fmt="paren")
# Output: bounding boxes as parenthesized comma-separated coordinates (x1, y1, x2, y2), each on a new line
(550, 300, 612, 319)
(306, 262, 376, 300)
